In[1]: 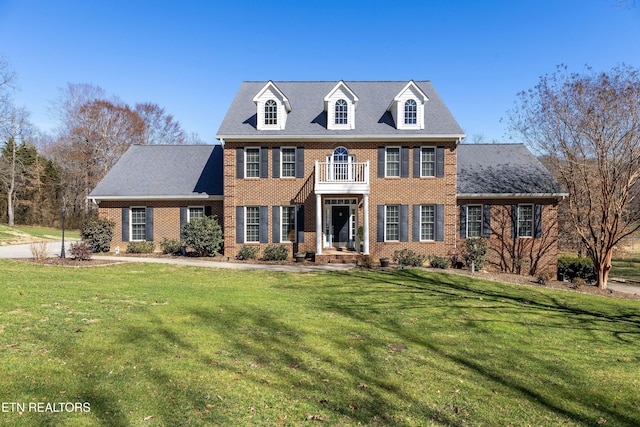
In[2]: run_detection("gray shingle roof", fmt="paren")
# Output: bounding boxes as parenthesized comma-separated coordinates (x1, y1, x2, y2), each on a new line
(89, 144, 223, 200)
(457, 144, 567, 197)
(216, 81, 465, 139)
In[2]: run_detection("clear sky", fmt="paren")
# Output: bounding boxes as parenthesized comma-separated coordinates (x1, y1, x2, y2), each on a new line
(0, 0, 639, 144)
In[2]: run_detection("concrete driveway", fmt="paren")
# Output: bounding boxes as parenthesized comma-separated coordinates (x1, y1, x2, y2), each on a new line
(0, 241, 71, 258)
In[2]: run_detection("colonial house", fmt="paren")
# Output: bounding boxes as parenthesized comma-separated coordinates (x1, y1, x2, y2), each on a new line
(89, 80, 567, 275)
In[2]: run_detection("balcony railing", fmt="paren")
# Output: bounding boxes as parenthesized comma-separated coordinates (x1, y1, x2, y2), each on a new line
(315, 161, 370, 194)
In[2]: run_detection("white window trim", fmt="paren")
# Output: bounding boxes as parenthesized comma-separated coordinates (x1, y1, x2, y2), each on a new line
(264, 99, 278, 127)
(466, 205, 483, 239)
(420, 204, 436, 242)
(187, 206, 205, 223)
(281, 205, 297, 243)
(404, 99, 418, 126)
(244, 147, 260, 179)
(280, 147, 296, 178)
(245, 206, 260, 243)
(385, 146, 401, 178)
(420, 147, 436, 178)
(517, 204, 534, 238)
(130, 206, 146, 242)
(385, 205, 400, 242)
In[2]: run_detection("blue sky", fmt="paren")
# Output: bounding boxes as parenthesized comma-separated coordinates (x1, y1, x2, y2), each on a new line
(0, 0, 639, 143)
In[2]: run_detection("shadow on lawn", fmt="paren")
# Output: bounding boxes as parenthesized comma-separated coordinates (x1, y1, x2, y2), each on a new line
(312, 268, 640, 426)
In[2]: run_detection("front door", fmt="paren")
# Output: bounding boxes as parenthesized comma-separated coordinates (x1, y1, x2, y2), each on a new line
(331, 206, 350, 248)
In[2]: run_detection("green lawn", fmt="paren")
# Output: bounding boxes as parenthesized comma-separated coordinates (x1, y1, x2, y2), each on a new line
(0, 224, 81, 245)
(0, 261, 639, 426)
(612, 257, 640, 281)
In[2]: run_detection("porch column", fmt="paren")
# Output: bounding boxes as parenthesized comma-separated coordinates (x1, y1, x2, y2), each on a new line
(316, 194, 322, 255)
(363, 193, 370, 255)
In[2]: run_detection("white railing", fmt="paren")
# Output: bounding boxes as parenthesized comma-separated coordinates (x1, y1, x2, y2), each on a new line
(315, 161, 369, 184)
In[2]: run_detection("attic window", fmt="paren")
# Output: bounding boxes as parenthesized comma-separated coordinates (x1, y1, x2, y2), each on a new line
(404, 99, 417, 125)
(264, 100, 278, 125)
(335, 99, 348, 125)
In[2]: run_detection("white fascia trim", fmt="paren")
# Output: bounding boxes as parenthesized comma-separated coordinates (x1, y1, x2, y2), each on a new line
(90, 195, 224, 202)
(457, 193, 569, 199)
(217, 134, 467, 142)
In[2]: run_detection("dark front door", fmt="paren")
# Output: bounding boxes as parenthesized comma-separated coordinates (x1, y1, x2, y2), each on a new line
(332, 206, 350, 247)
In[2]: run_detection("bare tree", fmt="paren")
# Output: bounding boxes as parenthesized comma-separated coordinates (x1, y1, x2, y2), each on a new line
(135, 102, 186, 145)
(508, 64, 640, 289)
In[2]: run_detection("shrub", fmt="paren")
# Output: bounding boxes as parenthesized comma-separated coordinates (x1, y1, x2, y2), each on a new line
(392, 249, 427, 267)
(81, 219, 114, 253)
(463, 238, 488, 272)
(558, 256, 596, 283)
(429, 255, 451, 269)
(181, 216, 223, 257)
(537, 272, 549, 285)
(237, 245, 259, 260)
(160, 238, 183, 255)
(263, 244, 289, 261)
(126, 241, 155, 254)
(70, 240, 93, 260)
(358, 255, 373, 269)
(30, 241, 51, 261)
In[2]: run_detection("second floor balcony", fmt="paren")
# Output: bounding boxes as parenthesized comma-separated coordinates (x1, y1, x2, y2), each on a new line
(314, 160, 370, 194)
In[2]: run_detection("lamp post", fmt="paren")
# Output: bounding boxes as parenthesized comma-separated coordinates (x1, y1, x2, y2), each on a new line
(60, 205, 66, 258)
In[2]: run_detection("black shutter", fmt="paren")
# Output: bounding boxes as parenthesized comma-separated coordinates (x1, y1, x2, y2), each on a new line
(460, 205, 467, 239)
(399, 204, 409, 242)
(295, 147, 305, 178)
(511, 205, 518, 238)
(413, 147, 421, 178)
(412, 204, 420, 241)
(377, 147, 385, 178)
(260, 148, 268, 178)
(272, 147, 280, 178)
(272, 206, 281, 243)
(436, 146, 445, 178)
(259, 205, 268, 243)
(435, 204, 444, 242)
(145, 207, 154, 241)
(296, 205, 304, 243)
(377, 205, 384, 242)
(122, 207, 129, 242)
(236, 206, 244, 244)
(483, 205, 492, 238)
(401, 147, 409, 178)
(534, 205, 543, 238)
(180, 207, 187, 240)
(236, 148, 244, 179)
(205, 206, 212, 217)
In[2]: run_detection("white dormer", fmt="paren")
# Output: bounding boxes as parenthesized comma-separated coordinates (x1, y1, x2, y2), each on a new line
(388, 80, 428, 130)
(324, 81, 359, 130)
(253, 81, 291, 131)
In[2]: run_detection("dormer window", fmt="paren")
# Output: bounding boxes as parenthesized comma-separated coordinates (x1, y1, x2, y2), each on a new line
(404, 99, 417, 125)
(335, 99, 348, 125)
(264, 100, 278, 125)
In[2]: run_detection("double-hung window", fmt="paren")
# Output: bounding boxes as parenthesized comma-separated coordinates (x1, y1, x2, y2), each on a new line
(466, 205, 482, 238)
(517, 204, 533, 238)
(385, 147, 400, 177)
(421, 147, 435, 177)
(245, 148, 260, 178)
(281, 206, 296, 242)
(420, 205, 435, 241)
(245, 207, 260, 243)
(188, 206, 205, 222)
(281, 148, 296, 178)
(130, 207, 146, 241)
(385, 205, 400, 241)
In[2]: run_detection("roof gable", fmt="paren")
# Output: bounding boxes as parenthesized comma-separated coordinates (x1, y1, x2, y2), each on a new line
(324, 81, 359, 130)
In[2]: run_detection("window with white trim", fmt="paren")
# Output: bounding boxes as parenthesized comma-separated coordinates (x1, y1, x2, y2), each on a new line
(245, 207, 260, 243)
(466, 205, 482, 238)
(130, 207, 146, 241)
(421, 147, 435, 177)
(385, 205, 399, 241)
(518, 204, 533, 238)
(245, 148, 260, 178)
(420, 205, 435, 241)
(264, 99, 277, 125)
(188, 207, 205, 222)
(404, 99, 417, 124)
(281, 206, 296, 242)
(385, 147, 400, 177)
(335, 99, 348, 125)
(281, 147, 296, 178)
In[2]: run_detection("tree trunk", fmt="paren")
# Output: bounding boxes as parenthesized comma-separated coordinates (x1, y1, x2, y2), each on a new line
(7, 139, 15, 226)
(596, 250, 613, 290)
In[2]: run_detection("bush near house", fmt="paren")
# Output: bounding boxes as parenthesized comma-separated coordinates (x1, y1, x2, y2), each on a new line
(392, 249, 427, 267)
(126, 241, 155, 254)
(463, 238, 488, 272)
(160, 238, 183, 255)
(557, 256, 597, 283)
(237, 245, 259, 260)
(80, 219, 114, 253)
(181, 216, 223, 257)
(262, 244, 289, 261)
(429, 255, 451, 269)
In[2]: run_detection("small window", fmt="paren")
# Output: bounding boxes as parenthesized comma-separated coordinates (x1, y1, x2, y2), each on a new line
(404, 99, 417, 125)
(130, 207, 146, 241)
(245, 207, 260, 243)
(264, 100, 278, 125)
(466, 205, 482, 238)
(281, 206, 296, 242)
(385, 205, 399, 241)
(420, 205, 435, 241)
(518, 205, 533, 238)
(188, 207, 205, 222)
(385, 147, 400, 177)
(421, 147, 435, 177)
(335, 99, 348, 125)
(281, 148, 296, 178)
(245, 148, 260, 178)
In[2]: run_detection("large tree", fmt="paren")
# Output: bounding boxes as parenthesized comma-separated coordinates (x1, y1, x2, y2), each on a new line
(508, 64, 640, 289)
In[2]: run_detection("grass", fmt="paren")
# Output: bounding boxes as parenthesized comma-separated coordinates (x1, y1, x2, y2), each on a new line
(0, 224, 81, 245)
(612, 257, 640, 281)
(0, 261, 639, 426)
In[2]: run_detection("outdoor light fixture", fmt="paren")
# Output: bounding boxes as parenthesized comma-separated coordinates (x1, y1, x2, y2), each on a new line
(61, 205, 67, 259)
